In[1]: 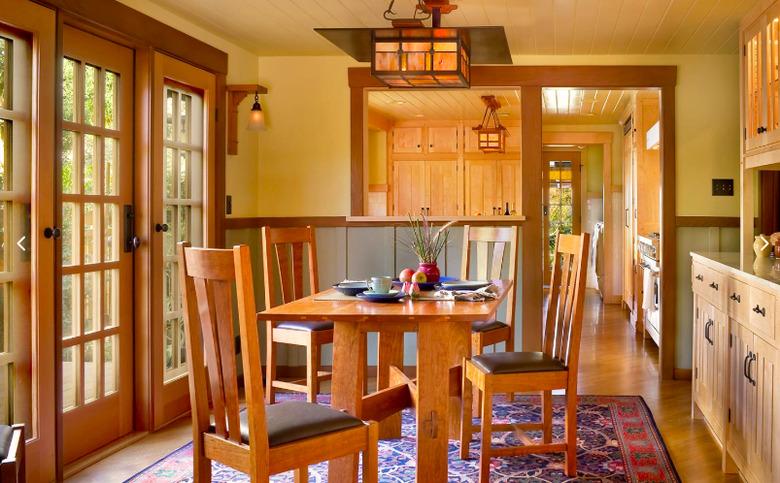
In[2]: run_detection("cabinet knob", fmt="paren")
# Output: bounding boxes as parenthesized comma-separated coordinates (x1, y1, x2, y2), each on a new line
(757, 126, 768, 134)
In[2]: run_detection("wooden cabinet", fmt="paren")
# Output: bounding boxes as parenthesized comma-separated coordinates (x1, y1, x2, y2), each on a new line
(692, 253, 780, 482)
(742, 7, 780, 152)
(392, 127, 423, 153)
(464, 159, 520, 216)
(427, 126, 458, 153)
(393, 160, 458, 216)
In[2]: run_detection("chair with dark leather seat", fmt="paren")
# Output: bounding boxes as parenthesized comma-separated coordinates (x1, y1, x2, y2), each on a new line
(460, 233, 590, 481)
(178, 242, 377, 483)
(261, 225, 333, 403)
(461, 225, 520, 359)
(0, 424, 24, 483)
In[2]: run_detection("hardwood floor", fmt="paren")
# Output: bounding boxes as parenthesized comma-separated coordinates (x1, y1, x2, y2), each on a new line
(68, 291, 732, 482)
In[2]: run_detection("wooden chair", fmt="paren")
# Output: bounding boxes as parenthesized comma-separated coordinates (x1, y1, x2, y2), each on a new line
(0, 424, 24, 483)
(178, 242, 378, 483)
(460, 233, 590, 481)
(461, 225, 520, 360)
(261, 226, 333, 403)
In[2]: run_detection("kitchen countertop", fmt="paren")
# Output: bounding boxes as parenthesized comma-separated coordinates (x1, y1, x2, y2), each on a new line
(691, 251, 780, 290)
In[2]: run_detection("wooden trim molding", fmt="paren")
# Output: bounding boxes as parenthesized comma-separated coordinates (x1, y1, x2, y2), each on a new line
(676, 216, 741, 227)
(224, 216, 527, 229)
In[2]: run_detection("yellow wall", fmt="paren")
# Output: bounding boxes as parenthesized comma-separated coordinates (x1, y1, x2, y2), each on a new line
(367, 129, 387, 185)
(118, 0, 262, 218)
(254, 54, 740, 218)
(256, 56, 359, 215)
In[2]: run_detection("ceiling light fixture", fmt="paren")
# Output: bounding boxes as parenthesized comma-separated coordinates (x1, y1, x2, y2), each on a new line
(315, 0, 512, 89)
(473, 95, 508, 153)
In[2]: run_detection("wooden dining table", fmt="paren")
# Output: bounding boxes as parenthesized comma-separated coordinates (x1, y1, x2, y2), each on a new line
(258, 280, 513, 483)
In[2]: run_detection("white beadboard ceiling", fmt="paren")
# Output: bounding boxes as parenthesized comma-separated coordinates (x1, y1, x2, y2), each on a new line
(367, 88, 637, 124)
(147, 0, 757, 56)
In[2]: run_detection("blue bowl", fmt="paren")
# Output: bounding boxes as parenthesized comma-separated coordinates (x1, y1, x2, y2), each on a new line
(333, 282, 369, 296)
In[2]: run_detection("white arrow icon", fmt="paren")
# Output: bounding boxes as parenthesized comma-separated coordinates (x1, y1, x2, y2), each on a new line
(16, 235, 26, 252)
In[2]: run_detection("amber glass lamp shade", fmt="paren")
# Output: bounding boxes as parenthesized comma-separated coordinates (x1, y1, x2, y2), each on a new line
(371, 27, 470, 88)
(474, 126, 507, 153)
(247, 94, 266, 131)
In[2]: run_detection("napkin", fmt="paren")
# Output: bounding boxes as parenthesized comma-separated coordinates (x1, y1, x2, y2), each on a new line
(433, 283, 499, 302)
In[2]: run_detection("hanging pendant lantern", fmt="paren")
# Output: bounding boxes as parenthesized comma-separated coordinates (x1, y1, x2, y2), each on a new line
(473, 95, 508, 153)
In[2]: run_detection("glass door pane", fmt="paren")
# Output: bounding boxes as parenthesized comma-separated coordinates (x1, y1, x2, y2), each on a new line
(161, 85, 203, 383)
(60, 26, 134, 464)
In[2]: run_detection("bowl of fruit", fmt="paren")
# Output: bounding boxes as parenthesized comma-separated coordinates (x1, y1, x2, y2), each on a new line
(394, 268, 456, 292)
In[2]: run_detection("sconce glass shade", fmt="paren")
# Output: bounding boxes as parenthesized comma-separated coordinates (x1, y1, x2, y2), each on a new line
(371, 27, 470, 88)
(247, 94, 266, 131)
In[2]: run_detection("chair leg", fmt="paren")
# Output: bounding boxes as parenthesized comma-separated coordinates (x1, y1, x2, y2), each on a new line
(542, 390, 553, 444)
(192, 437, 212, 483)
(505, 336, 515, 402)
(307, 340, 320, 403)
(478, 387, 493, 483)
(363, 421, 379, 483)
(564, 389, 578, 477)
(266, 324, 276, 404)
(471, 334, 483, 418)
(294, 466, 308, 483)
(460, 359, 473, 460)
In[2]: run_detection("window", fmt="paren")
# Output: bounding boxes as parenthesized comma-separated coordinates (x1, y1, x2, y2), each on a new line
(162, 84, 203, 382)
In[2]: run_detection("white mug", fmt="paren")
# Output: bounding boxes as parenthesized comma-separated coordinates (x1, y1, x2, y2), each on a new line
(369, 276, 393, 294)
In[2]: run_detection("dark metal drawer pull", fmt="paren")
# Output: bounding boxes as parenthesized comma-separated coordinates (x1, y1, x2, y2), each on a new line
(704, 320, 714, 345)
(744, 352, 751, 380)
(747, 353, 757, 386)
(695, 274, 704, 281)
(709, 282, 719, 291)
(753, 305, 766, 317)
(730, 293, 741, 303)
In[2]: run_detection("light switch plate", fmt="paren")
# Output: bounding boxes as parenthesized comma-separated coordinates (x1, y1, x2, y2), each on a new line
(712, 179, 734, 196)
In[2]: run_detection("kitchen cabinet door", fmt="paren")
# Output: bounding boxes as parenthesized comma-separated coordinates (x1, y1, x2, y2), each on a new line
(465, 160, 500, 216)
(750, 336, 779, 483)
(427, 126, 458, 154)
(693, 297, 709, 415)
(765, 7, 780, 148)
(505, 124, 521, 152)
(729, 321, 755, 468)
(393, 160, 426, 216)
(426, 161, 458, 216)
(393, 127, 423, 153)
(709, 308, 728, 438)
(745, 16, 766, 152)
(499, 160, 520, 214)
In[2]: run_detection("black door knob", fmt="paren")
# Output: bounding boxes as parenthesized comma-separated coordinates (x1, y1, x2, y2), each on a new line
(155, 223, 169, 233)
(43, 227, 61, 239)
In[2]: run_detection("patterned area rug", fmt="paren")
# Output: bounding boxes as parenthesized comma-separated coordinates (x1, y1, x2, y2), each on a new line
(127, 394, 679, 482)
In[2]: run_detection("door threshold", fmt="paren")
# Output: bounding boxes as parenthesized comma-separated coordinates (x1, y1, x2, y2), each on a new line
(63, 431, 149, 479)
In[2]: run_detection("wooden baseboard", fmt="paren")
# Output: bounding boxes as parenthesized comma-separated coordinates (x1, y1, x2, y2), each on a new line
(673, 368, 692, 380)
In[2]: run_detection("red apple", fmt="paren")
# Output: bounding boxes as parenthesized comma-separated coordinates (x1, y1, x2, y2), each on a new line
(399, 268, 415, 283)
(411, 271, 427, 283)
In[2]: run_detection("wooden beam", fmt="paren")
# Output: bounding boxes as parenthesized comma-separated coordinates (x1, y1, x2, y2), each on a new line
(521, 86, 544, 351)
(659, 85, 676, 381)
(676, 216, 741, 227)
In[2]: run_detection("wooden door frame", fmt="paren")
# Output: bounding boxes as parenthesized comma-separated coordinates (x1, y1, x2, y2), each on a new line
(348, 65, 677, 380)
(37, 0, 229, 476)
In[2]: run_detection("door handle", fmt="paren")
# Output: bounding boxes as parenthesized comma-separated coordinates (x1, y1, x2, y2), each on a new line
(124, 205, 140, 252)
(43, 227, 61, 239)
(744, 352, 752, 381)
(704, 320, 714, 345)
(155, 223, 169, 233)
(747, 353, 757, 386)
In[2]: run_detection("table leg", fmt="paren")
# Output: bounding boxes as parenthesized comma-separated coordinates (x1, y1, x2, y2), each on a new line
(377, 330, 404, 439)
(416, 320, 453, 483)
(329, 321, 366, 483)
(448, 324, 471, 440)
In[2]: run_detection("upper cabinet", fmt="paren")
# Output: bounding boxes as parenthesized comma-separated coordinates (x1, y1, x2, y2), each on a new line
(393, 127, 424, 153)
(743, 8, 780, 154)
(427, 126, 459, 153)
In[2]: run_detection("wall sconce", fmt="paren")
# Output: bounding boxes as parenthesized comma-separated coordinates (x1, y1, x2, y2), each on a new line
(227, 84, 268, 155)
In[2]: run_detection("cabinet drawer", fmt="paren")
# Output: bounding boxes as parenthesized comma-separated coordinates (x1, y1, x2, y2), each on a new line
(703, 267, 727, 311)
(727, 277, 750, 323)
(692, 261, 708, 295)
(749, 287, 776, 344)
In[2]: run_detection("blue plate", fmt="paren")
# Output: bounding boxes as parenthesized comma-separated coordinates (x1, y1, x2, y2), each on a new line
(393, 275, 457, 292)
(356, 291, 406, 303)
(333, 282, 368, 296)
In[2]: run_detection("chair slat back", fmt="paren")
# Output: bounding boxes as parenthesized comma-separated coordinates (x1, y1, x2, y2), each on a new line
(461, 225, 519, 323)
(178, 243, 269, 458)
(261, 226, 319, 307)
(543, 233, 590, 370)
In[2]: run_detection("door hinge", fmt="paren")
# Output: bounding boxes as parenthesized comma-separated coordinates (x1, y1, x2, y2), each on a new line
(730, 333, 733, 348)
(728, 408, 731, 423)
(696, 307, 699, 319)
(744, 127, 747, 140)
(695, 367, 698, 379)
(743, 45, 747, 56)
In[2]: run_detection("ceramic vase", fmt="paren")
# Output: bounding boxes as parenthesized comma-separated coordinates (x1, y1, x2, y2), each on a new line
(417, 262, 440, 283)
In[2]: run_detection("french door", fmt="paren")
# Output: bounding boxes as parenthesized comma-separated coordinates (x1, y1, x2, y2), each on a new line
(0, 2, 56, 480)
(542, 151, 581, 281)
(60, 26, 134, 463)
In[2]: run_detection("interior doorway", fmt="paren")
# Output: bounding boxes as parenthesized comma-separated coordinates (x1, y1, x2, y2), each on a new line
(542, 150, 581, 281)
